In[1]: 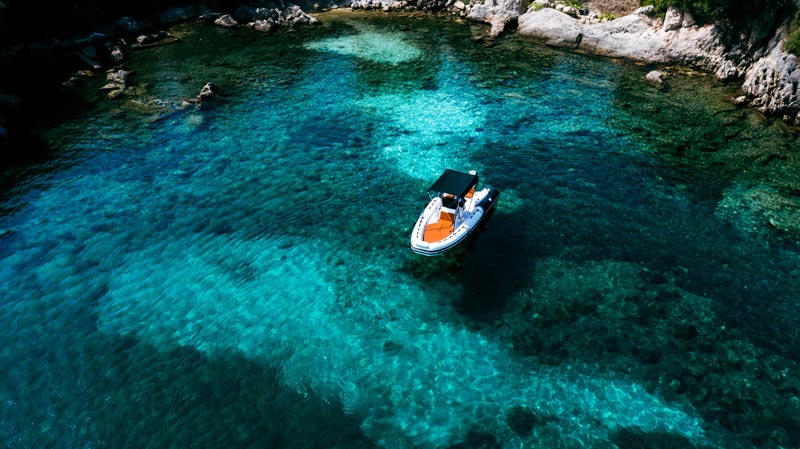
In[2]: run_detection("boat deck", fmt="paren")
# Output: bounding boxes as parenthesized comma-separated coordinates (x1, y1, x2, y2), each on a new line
(423, 211, 455, 243)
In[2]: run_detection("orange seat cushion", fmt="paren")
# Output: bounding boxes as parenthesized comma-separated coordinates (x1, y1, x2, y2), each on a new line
(423, 212, 455, 243)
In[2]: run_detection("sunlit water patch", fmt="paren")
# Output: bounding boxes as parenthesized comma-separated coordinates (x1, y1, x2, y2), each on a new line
(305, 29, 423, 64)
(358, 91, 484, 179)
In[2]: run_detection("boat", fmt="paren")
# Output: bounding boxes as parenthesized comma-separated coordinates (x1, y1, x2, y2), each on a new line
(410, 169, 500, 256)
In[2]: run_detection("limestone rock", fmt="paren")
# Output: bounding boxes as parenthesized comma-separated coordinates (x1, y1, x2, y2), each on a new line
(106, 69, 129, 88)
(681, 10, 696, 28)
(198, 82, 220, 100)
(110, 47, 125, 63)
(517, 7, 582, 46)
(214, 14, 239, 28)
(742, 28, 800, 117)
(467, 0, 527, 38)
(197, 13, 223, 23)
(646, 70, 664, 85)
(517, 7, 728, 72)
(732, 95, 748, 105)
(250, 20, 276, 33)
(662, 5, 683, 31)
(283, 4, 321, 27)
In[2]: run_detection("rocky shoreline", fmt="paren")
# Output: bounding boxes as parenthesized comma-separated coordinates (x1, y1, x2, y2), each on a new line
(514, 1, 800, 123)
(0, 0, 799, 164)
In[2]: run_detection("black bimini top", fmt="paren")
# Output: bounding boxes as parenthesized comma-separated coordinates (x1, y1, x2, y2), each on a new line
(428, 169, 478, 198)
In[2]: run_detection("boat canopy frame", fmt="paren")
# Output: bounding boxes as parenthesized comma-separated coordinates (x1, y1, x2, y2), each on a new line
(427, 169, 478, 199)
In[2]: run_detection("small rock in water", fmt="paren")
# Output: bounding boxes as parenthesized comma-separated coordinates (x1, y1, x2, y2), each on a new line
(214, 14, 239, 28)
(250, 20, 275, 33)
(104, 69, 129, 98)
(197, 82, 220, 101)
(645, 70, 664, 85)
(732, 95, 748, 105)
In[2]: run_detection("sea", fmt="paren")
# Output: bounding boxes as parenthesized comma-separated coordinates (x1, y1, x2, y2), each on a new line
(1, 10, 799, 449)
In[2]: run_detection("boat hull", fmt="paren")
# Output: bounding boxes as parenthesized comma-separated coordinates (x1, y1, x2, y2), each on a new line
(410, 188, 499, 256)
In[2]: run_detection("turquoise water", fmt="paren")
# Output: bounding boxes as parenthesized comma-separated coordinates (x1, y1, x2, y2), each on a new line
(2, 11, 800, 449)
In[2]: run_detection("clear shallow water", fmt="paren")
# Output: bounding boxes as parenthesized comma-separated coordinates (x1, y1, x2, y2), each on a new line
(2, 11, 800, 449)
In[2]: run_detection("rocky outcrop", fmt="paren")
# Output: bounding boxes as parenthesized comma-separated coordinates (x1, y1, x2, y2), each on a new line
(517, 5, 733, 74)
(102, 69, 130, 99)
(499, 1, 800, 122)
(214, 14, 240, 28)
(741, 27, 800, 122)
(228, 4, 321, 30)
(467, 0, 527, 38)
(198, 82, 220, 100)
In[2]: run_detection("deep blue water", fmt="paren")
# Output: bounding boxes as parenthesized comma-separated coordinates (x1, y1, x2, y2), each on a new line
(2, 11, 800, 449)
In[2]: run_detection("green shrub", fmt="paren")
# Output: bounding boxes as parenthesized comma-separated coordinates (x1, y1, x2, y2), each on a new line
(640, 0, 792, 28)
(785, 14, 800, 55)
(599, 12, 618, 21)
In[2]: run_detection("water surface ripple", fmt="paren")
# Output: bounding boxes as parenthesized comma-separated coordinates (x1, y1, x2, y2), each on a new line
(2, 11, 800, 449)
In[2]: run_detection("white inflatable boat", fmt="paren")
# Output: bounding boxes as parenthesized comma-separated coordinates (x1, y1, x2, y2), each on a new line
(410, 169, 500, 256)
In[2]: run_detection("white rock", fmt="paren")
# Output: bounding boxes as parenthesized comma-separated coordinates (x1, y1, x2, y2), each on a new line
(662, 5, 683, 31)
(518, 8, 582, 46)
(467, 0, 527, 38)
(646, 70, 664, 84)
(214, 14, 239, 28)
(518, 7, 727, 72)
(682, 10, 696, 28)
(742, 28, 800, 115)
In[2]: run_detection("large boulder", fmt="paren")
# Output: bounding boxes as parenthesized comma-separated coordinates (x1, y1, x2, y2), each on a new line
(281, 4, 321, 27)
(517, 7, 582, 46)
(467, 0, 527, 38)
(518, 6, 729, 73)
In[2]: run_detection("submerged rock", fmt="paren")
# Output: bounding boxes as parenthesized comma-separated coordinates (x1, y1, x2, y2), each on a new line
(717, 184, 800, 236)
(505, 405, 538, 436)
(133, 31, 180, 49)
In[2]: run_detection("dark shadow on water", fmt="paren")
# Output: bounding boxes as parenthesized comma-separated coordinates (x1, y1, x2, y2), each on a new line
(453, 207, 536, 323)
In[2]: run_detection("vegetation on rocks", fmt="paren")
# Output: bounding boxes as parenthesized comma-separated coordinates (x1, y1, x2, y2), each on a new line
(785, 12, 800, 54)
(639, 0, 793, 28)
